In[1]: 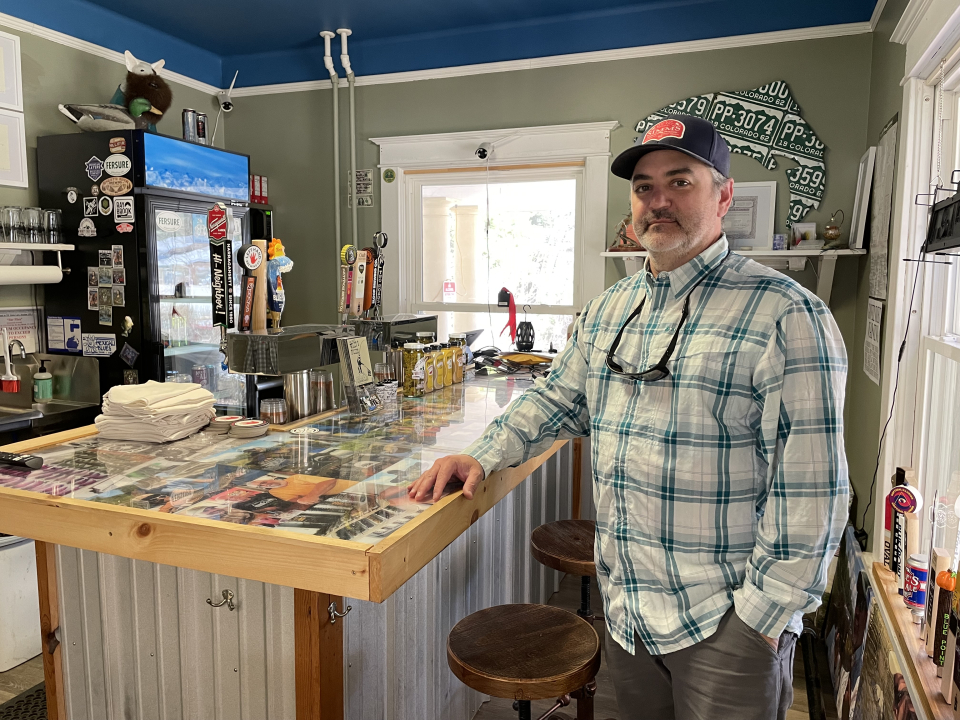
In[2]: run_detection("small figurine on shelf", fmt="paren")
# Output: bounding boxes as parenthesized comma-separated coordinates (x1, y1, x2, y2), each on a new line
(823, 209, 846, 249)
(266, 238, 293, 329)
(58, 50, 173, 133)
(607, 212, 645, 252)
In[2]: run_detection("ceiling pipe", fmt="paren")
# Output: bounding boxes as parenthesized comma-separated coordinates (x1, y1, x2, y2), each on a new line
(337, 28, 358, 250)
(320, 31, 342, 258)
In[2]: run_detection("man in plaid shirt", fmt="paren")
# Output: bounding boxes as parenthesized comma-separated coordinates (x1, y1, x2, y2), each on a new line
(410, 115, 848, 719)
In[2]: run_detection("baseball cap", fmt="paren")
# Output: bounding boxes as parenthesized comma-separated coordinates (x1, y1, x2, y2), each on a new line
(611, 114, 730, 180)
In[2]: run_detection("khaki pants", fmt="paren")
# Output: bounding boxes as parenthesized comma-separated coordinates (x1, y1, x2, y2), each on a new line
(604, 608, 797, 720)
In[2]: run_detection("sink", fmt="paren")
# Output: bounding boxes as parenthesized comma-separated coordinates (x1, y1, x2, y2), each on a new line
(0, 405, 43, 430)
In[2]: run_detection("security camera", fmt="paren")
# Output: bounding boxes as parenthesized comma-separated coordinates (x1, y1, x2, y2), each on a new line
(217, 90, 234, 113)
(476, 142, 493, 160)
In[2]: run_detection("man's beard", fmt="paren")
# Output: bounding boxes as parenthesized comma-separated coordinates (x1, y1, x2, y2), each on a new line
(631, 208, 705, 255)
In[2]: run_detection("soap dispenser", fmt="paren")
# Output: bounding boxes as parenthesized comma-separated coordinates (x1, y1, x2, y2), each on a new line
(33, 361, 52, 402)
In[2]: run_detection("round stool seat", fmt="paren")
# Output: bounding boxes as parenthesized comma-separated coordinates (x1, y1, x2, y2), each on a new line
(447, 604, 600, 701)
(531, 520, 596, 577)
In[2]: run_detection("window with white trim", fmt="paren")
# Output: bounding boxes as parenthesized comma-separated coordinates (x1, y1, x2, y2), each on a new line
(373, 122, 617, 353)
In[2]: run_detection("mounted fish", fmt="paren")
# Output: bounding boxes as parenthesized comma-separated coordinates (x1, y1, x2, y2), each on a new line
(58, 51, 173, 132)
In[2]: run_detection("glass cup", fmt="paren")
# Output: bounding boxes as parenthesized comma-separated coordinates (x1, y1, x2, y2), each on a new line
(1, 207, 23, 243)
(22, 207, 42, 244)
(43, 209, 63, 245)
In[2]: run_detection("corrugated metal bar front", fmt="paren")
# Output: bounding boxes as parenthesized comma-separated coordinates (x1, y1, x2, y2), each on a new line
(53, 440, 579, 720)
(56, 549, 296, 720)
(343, 440, 575, 720)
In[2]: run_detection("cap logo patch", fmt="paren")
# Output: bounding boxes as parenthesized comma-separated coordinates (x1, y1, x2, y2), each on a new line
(643, 119, 686, 144)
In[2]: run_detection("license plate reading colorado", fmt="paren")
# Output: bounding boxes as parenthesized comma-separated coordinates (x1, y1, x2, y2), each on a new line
(708, 97, 779, 145)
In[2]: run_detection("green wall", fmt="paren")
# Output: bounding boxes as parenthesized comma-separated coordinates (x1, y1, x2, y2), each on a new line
(0, 23, 224, 307)
(228, 35, 874, 335)
(848, 0, 909, 544)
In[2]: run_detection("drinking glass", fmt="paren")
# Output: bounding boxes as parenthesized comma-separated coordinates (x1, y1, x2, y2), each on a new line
(1, 207, 23, 243)
(43, 209, 63, 245)
(22, 208, 42, 244)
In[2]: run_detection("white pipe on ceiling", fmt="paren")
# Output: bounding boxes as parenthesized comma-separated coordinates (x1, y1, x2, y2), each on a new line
(320, 31, 342, 257)
(338, 28, 359, 250)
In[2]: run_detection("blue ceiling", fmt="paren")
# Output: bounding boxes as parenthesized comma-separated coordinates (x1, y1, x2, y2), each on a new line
(9, 0, 878, 88)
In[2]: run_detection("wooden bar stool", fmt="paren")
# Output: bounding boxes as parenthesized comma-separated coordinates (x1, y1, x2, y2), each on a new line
(447, 604, 600, 720)
(531, 519, 597, 625)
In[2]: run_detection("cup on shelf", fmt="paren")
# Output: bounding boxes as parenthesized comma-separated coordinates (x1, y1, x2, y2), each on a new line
(22, 208, 42, 244)
(43, 209, 62, 245)
(309, 369, 335, 414)
(0, 207, 23, 244)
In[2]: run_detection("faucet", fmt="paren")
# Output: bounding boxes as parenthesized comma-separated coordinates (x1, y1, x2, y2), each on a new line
(8, 339, 25, 359)
(0, 328, 20, 392)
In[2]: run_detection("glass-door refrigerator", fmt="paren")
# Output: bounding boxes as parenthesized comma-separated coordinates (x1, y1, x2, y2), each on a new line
(38, 130, 250, 413)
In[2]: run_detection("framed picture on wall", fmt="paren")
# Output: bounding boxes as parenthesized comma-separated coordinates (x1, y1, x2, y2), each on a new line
(850, 146, 876, 250)
(0, 31, 22, 112)
(722, 181, 777, 250)
(0, 109, 28, 188)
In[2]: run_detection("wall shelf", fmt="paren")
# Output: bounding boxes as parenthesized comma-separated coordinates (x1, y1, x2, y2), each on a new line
(601, 248, 867, 304)
(0, 243, 76, 277)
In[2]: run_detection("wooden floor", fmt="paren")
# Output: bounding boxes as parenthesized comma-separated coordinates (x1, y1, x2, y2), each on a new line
(473, 574, 813, 720)
(0, 654, 43, 704)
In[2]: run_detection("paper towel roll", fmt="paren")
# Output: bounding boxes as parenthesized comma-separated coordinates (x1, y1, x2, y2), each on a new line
(0, 266, 63, 284)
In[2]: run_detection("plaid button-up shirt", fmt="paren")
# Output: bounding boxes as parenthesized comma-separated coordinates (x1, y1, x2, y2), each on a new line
(465, 236, 848, 656)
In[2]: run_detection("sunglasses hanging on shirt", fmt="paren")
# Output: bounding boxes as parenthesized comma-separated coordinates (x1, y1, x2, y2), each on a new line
(605, 250, 730, 382)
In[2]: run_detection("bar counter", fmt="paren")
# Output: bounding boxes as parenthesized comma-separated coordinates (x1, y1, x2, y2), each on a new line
(0, 376, 582, 720)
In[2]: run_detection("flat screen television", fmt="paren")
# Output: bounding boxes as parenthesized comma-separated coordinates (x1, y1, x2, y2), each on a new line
(142, 133, 249, 201)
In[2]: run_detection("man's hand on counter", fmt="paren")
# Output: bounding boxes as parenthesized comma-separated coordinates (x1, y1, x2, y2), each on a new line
(408, 455, 485, 503)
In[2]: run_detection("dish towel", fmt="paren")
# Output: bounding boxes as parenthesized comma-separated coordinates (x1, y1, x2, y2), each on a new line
(95, 381, 216, 442)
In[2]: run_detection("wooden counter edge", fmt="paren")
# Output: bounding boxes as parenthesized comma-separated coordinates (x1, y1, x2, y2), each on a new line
(0, 488, 374, 600)
(871, 562, 954, 720)
(365, 439, 567, 602)
(3, 425, 99, 453)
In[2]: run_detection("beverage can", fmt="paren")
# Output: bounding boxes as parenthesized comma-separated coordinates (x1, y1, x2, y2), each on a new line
(197, 113, 208, 145)
(904, 554, 930, 610)
(191, 364, 208, 389)
(182, 109, 198, 142)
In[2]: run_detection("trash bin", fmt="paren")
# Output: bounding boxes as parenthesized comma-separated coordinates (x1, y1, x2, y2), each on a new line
(0, 535, 41, 671)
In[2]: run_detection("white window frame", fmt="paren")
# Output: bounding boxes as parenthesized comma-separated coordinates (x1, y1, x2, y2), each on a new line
(876, 3, 960, 552)
(372, 122, 619, 318)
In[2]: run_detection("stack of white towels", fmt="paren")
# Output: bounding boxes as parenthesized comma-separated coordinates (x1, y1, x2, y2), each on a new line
(95, 381, 216, 442)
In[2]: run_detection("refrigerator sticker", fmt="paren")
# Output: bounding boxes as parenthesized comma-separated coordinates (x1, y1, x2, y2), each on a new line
(65, 318, 82, 352)
(98, 196, 113, 215)
(98, 305, 113, 326)
(78, 218, 97, 237)
(109, 137, 126, 154)
(113, 197, 134, 223)
(81, 333, 117, 357)
(156, 211, 182, 233)
(123, 369, 138, 385)
(86, 267, 98, 287)
(119, 342, 138, 367)
(98, 266, 112, 286)
(82, 198, 97, 217)
(111, 245, 123, 267)
(47, 316, 65, 350)
(112, 267, 126, 285)
(91, 184, 100, 197)
(99, 250, 112, 267)
(98, 287, 111, 308)
(100, 177, 132, 196)
(116, 223, 133, 234)
(66, 187, 78, 204)
(85, 156, 104, 182)
(104, 154, 131, 177)
(112, 286, 125, 307)
(87, 289, 98, 310)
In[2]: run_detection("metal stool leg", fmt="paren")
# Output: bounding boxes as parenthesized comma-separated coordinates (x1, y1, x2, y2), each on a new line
(571, 680, 596, 720)
(577, 575, 595, 625)
(514, 699, 532, 720)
